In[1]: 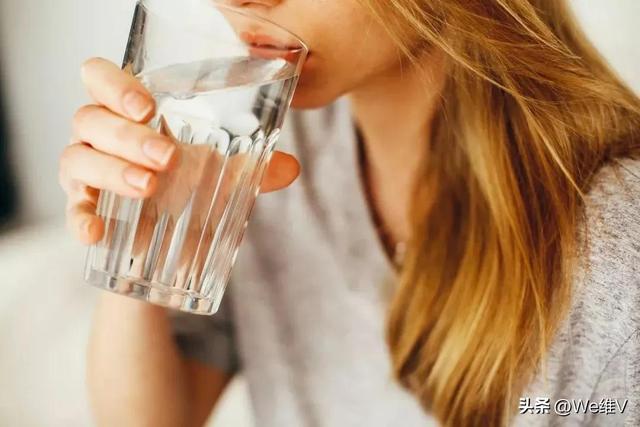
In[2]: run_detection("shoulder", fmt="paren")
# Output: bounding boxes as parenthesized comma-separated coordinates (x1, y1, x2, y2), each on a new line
(578, 159, 640, 308)
(576, 157, 640, 334)
(582, 156, 640, 240)
(519, 160, 640, 416)
(571, 164, 640, 423)
(580, 157, 640, 301)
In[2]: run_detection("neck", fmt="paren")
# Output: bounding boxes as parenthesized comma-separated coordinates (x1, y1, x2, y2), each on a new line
(349, 51, 446, 245)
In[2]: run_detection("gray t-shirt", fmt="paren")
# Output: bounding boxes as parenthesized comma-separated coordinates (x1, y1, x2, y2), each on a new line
(171, 97, 640, 426)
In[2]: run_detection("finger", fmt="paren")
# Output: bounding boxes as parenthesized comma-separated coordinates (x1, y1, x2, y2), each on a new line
(73, 105, 177, 171)
(60, 143, 158, 198)
(66, 199, 105, 244)
(81, 57, 155, 122)
(61, 177, 100, 206)
(261, 151, 300, 193)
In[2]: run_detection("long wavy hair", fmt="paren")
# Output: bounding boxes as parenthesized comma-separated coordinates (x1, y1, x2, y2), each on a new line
(359, 0, 640, 425)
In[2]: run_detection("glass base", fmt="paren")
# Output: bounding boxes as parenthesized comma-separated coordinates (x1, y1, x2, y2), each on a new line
(85, 269, 220, 315)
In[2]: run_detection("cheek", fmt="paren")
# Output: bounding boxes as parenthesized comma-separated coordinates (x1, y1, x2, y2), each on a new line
(285, 0, 400, 109)
(290, 39, 400, 109)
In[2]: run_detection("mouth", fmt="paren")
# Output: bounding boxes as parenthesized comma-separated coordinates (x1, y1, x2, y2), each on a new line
(240, 31, 309, 64)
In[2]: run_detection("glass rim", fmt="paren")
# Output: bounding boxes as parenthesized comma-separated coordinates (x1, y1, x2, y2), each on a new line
(138, 0, 309, 56)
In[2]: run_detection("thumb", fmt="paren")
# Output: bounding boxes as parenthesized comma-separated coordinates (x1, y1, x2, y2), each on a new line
(260, 151, 300, 193)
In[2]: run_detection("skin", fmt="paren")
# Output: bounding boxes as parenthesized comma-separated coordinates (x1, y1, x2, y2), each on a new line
(59, 0, 445, 425)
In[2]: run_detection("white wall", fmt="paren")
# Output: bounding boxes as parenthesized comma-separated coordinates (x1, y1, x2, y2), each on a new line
(0, 0, 639, 224)
(0, 0, 134, 224)
(571, 0, 640, 90)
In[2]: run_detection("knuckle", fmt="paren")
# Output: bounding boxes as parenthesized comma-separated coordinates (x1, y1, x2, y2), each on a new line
(59, 144, 89, 179)
(113, 120, 134, 146)
(72, 105, 97, 131)
(58, 145, 74, 171)
(65, 198, 81, 218)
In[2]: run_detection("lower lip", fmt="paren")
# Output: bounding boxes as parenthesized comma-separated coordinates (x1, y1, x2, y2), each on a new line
(241, 31, 311, 69)
(247, 45, 313, 71)
(247, 45, 301, 62)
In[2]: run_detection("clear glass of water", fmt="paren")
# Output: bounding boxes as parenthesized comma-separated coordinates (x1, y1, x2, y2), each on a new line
(84, 0, 308, 315)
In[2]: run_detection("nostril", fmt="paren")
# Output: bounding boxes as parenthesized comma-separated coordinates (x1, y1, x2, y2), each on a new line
(224, 0, 280, 7)
(240, 0, 282, 7)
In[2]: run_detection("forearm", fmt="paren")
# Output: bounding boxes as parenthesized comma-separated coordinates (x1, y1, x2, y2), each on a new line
(87, 293, 190, 427)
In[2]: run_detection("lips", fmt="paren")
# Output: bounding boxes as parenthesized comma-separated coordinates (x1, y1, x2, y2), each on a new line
(240, 31, 307, 63)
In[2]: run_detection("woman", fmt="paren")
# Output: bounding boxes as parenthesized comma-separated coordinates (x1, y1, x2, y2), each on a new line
(59, 0, 640, 426)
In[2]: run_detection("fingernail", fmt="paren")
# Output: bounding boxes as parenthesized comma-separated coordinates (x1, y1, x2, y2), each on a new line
(143, 138, 175, 166)
(123, 91, 153, 121)
(123, 167, 152, 191)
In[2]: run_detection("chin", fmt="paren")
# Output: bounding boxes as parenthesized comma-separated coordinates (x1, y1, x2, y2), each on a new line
(289, 84, 342, 110)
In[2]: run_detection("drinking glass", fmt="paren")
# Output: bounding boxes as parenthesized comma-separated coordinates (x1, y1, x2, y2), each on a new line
(84, 0, 308, 314)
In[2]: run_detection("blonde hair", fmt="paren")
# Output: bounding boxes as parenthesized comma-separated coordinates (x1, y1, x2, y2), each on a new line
(359, 0, 640, 425)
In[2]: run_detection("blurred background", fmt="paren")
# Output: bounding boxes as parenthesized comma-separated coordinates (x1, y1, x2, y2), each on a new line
(0, 0, 637, 426)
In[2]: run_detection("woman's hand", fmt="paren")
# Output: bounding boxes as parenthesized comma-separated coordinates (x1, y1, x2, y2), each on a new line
(59, 57, 300, 245)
